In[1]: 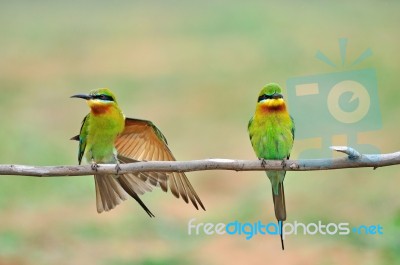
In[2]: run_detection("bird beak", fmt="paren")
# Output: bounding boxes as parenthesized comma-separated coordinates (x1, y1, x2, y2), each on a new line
(272, 93, 283, 99)
(71, 94, 92, 100)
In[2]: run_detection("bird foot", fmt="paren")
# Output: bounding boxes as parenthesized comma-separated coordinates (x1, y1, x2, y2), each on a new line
(91, 160, 99, 171)
(281, 159, 287, 169)
(113, 154, 121, 174)
(259, 158, 267, 168)
(115, 162, 121, 174)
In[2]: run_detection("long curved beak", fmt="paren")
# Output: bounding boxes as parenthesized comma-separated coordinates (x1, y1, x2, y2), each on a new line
(71, 94, 92, 100)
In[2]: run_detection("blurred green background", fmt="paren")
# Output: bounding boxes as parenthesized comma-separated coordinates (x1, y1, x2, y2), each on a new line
(1, 1, 399, 264)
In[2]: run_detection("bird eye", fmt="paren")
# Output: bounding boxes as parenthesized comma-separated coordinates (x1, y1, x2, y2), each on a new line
(94, 94, 114, 101)
(258, 94, 272, 102)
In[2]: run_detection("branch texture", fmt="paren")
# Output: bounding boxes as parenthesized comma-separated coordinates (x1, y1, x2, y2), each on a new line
(0, 147, 399, 177)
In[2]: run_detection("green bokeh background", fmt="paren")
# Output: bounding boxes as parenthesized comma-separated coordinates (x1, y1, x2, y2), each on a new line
(1, 1, 399, 264)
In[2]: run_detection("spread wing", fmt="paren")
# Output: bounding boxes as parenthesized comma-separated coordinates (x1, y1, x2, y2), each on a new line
(114, 118, 205, 211)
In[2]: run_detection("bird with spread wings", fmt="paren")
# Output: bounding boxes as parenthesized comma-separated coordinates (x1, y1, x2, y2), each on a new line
(71, 88, 205, 216)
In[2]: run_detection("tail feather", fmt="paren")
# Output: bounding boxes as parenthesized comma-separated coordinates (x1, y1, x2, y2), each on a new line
(272, 182, 286, 250)
(94, 174, 128, 213)
(117, 175, 155, 217)
(272, 182, 286, 221)
(94, 174, 155, 217)
(279, 221, 284, 250)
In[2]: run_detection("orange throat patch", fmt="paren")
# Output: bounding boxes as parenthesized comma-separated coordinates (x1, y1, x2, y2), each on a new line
(257, 99, 287, 113)
(88, 101, 112, 115)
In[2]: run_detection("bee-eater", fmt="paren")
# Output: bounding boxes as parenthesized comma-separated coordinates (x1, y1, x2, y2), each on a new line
(71, 88, 205, 216)
(248, 83, 295, 249)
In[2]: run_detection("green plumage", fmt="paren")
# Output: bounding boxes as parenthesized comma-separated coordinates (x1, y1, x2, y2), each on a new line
(248, 113, 294, 195)
(248, 83, 295, 250)
(71, 88, 205, 215)
(77, 89, 125, 165)
(248, 83, 295, 219)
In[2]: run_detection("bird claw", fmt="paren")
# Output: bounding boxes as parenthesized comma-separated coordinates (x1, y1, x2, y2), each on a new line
(91, 161, 99, 171)
(113, 154, 121, 174)
(115, 163, 121, 174)
(281, 159, 287, 169)
(259, 158, 267, 168)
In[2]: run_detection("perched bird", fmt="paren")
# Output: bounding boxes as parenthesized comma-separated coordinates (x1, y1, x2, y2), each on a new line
(71, 88, 205, 216)
(248, 83, 295, 249)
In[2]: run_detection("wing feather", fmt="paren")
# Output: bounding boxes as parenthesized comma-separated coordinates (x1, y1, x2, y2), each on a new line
(144, 141, 155, 161)
(114, 118, 205, 210)
(70, 114, 90, 165)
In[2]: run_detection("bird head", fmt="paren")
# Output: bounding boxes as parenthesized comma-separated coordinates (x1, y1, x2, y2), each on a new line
(256, 83, 286, 111)
(71, 88, 118, 114)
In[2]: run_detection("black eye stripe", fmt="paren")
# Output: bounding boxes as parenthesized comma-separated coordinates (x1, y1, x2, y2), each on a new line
(257, 94, 273, 102)
(93, 94, 114, 101)
(257, 93, 283, 102)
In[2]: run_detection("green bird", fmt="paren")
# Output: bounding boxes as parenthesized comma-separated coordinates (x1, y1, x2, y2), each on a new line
(71, 88, 205, 216)
(248, 83, 295, 249)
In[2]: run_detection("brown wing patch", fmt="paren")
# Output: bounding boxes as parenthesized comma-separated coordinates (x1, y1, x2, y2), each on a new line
(114, 118, 205, 211)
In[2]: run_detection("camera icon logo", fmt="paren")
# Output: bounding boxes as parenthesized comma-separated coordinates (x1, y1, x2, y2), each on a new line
(327, 79, 370, 124)
(286, 39, 381, 159)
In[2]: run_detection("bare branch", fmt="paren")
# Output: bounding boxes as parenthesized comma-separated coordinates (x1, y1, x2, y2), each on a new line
(0, 148, 399, 177)
(330, 146, 361, 159)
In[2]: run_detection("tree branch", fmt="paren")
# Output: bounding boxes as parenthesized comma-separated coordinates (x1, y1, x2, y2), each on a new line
(0, 147, 399, 177)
